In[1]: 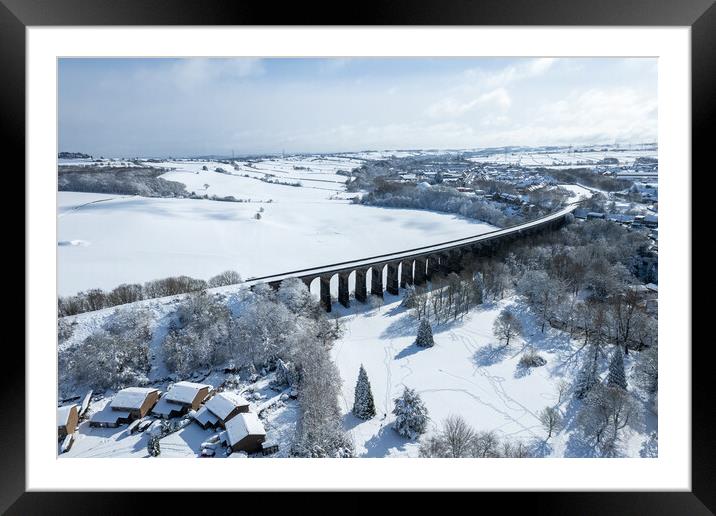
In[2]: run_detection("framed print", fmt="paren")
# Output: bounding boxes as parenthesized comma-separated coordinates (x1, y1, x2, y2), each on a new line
(6, 0, 712, 511)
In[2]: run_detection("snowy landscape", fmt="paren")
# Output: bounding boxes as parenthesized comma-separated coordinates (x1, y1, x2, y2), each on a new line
(56, 57, 658, 461)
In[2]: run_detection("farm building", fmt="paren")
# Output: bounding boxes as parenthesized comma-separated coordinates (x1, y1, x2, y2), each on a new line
(193, 391, 250, 429)
(224, 412, 266, 453)
(57, 404, 79, 439)
(152, 381, 214, 419)
(110, 387, 160, 419)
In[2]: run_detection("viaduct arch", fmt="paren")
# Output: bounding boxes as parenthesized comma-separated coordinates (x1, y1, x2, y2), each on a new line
(257, 202, 581, 311)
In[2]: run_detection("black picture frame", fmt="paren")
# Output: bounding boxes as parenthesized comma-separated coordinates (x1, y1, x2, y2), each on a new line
(5, 0, 710, 511)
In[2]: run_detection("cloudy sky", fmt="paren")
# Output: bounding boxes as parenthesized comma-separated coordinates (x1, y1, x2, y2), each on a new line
(58, 57, 657, 157)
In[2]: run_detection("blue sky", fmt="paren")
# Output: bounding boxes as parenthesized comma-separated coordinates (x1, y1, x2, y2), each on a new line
(58, 57, 657, 157)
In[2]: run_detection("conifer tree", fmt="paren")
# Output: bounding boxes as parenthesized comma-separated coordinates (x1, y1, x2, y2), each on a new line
(574, 343, 599, 399)
(352, 364, 376, 419)
(416, 318, 434, 347)
(392, 387, 429, 439)
(147, 434, 161, 457)
(607, 345, 628, 390)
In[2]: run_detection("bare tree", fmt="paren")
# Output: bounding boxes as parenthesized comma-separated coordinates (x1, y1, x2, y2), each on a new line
(493, 308, 523, 348)
(539, 406, 563, 439)
(470, 430, 501, 458)
(208, 270, 242, 288)
(556, 380, 570, 404)
(441, 415, 476, 457)
(577, 383, 639, 456)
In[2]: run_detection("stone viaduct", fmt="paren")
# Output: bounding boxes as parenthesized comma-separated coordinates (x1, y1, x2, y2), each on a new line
(247, 202, 581, 312)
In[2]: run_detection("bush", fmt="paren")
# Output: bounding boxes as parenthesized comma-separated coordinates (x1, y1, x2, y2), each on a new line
(518, 347, 547, 368)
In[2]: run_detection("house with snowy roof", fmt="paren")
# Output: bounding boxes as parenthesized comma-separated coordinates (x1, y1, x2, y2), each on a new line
(193, 391, 250, 430)
(57, 404, 78, 439)
(90, 387, 160, 428)
(152, 381, 213, 419)
(223, 412, 266, 453)
(110, 387, 160, 419)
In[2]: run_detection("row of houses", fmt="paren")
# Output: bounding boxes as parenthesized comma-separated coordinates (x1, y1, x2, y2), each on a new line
(58, 381, 269, 455)
(574, 209, 658, 228)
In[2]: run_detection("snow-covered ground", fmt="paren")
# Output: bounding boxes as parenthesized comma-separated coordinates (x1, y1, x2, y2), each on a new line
(58, 158, 496, 296)
(467, 148, 657, 168)
(558, 184, 594, 200)
(331, 295, 655, 458)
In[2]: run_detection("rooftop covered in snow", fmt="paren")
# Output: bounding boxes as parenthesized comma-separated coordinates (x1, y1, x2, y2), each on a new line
(110, 387, 160, 411)
(165, 381, 212, 405)
(57, 405, 76, 427)
(89, 405, 131, 425)
(225, 412, 266, 447)
(204, 392, 249, 421)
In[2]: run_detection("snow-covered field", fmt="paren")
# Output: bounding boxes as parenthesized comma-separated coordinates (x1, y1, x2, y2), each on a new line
(467, 148, 657, 168)
(558, 184, 594, 200)
(58, 157, 496, 296)
(331, 295, 655, 458)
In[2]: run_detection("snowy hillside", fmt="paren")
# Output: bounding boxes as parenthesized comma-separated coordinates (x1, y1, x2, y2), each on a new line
(331, 295, 655, 458)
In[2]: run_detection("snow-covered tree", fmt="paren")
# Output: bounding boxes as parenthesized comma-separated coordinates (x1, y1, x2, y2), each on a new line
(470, 430, 501, 458)
(274, 358, 298, 388)
(207, 270, 242, 288)
(401, 285, 418, 309)
(439, 415, 476, 458)
(147, 435, 161, 457)
(288, 325, 354, 458)
(162, 291, 232, 374)
(574, 343, 600, 400)
(416, 318, 434, 348)
(233, 293, 296, 368)
(278, 277, 318, 316)
(392, 387, 429, 439)
(633, 344, 658, 394)
(577, 383, 639, 456)
(65, 328, 150, 390)
(607, 345, 628, 390)
(539, 406, 563, 439)
(352, 365, 376, 420)
(493, 308, 522, 347)
(517, 269, 563, 332)
(471, 271, 485, 305)
(639, 431, 658, 458)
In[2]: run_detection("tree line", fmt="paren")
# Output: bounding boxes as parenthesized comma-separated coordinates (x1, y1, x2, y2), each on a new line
(58, 270, 242, 316)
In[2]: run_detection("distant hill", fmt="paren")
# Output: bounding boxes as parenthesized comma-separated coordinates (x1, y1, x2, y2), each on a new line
(59, 151, 92, 159)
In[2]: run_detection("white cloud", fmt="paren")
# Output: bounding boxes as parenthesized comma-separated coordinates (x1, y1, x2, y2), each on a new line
(426, 88, 511, 118)
(141, 58, 265, 91)
(60, 57, 656, 156)
(463, 57, 556, 90)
